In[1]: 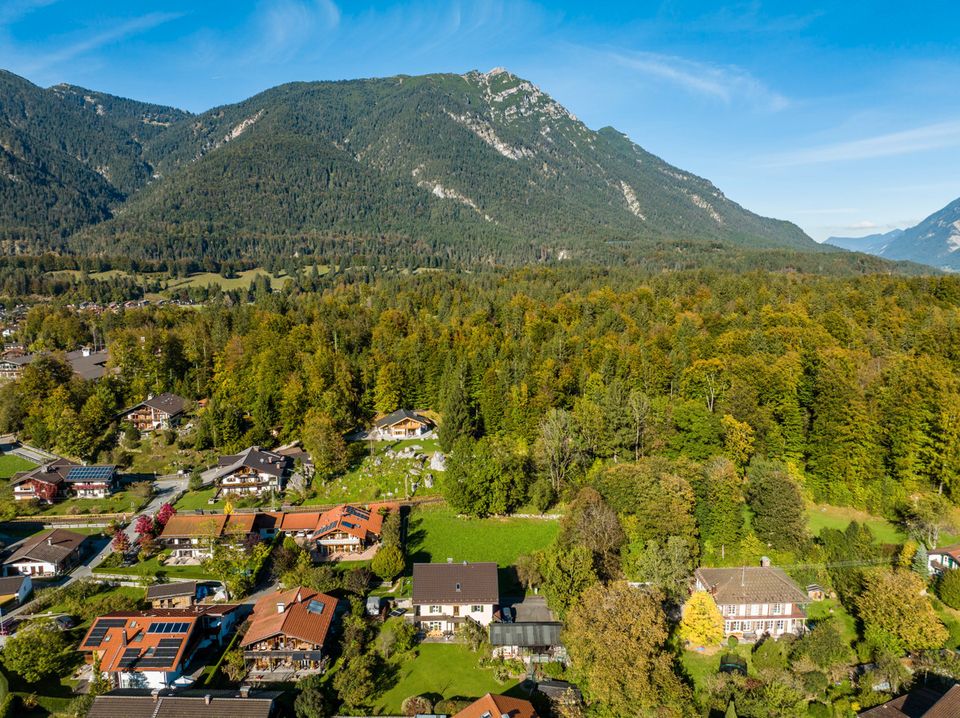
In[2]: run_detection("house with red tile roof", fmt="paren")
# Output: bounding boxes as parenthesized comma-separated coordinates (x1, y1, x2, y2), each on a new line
(927, 544, 960, 577)
(241, 587, 338, 677)
(80, 605, 241, 690)
(453, 693, 539, 718)
(158, 513, 258, 561)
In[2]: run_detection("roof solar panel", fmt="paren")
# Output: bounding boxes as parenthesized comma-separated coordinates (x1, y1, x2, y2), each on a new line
(65, 465, 115, 482)
(98, 618, 127, 627)
(83, 629, 108, 648)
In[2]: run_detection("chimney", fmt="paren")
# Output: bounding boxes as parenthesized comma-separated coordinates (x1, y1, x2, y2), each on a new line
(239, 685, 251, 698)
(151, 689, 160, 703)
(447, 557, 453, 563)
(204, 695, 212, 705)
(47, 537, 53, 546)
(276, 602, 285, 614)
(760, 556, 771, 568)
(121, 629, 128, 646)
(456, 582, 461, 593)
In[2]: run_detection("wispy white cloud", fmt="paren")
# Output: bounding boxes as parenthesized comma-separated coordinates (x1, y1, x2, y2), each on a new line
(763, 120, 960, 166)
(20, 12, 181, 74)
(0, 0, 59, 27)
(250, 0, 340, 64)
(605, 49, 789, 111)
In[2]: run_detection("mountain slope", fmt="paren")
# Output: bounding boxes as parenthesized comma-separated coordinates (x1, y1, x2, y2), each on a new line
(827, 198, 960, 271)
(825, 229, 903, 254)
(74, 69, 821, 262)
(0, 70, 189, 249)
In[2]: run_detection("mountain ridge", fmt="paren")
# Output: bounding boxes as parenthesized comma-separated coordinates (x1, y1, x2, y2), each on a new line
(0, 66, 918, 271)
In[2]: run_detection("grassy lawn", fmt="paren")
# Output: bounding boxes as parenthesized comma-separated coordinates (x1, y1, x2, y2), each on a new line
(125, 435, 216, 475)
(0, 454, 36, 479)
(305, 438, 443, 505)
(931, 598, 960, 650)
(92, 553, 215, 581)
(29, 489, 147, 517)
(372, 643, 521, 714)
(805, 598, 858, 645)
(806, 504, 906, 544)
(43, 584, 144, 621)
(163, 268, 292, 292)
(406, 504, 559, 595)
(174, 487, 221, 511)
(681, 644, 753, 691)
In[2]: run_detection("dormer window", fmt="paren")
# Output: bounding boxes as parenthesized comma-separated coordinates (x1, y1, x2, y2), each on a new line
(455, 582, 461, 592)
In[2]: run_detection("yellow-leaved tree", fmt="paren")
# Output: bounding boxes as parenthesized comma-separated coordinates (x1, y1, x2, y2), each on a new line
(679, 591, 724, 649)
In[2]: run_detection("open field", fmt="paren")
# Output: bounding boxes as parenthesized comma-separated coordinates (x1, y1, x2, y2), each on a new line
(305, 438, 443, 505)
(806, 504, 906, 544)
(164, 268, 292, 292)
(0, 454, 36, 479)
(406, 503, 559, 568)
(25, 489, 147, 517)
(372, 643, 522, 714)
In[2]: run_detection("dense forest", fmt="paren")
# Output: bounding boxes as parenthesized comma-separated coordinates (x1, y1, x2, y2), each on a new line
(6, 266, 960, 516)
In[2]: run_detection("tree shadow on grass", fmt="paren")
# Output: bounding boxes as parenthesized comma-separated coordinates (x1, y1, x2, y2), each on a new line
(405, 515, 429, 565)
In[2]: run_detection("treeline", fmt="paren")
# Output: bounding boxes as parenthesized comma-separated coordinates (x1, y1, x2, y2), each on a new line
(2, 266, 960, 519)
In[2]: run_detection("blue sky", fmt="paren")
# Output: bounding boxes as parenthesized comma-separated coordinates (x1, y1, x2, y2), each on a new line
(2, 0, 958, 241)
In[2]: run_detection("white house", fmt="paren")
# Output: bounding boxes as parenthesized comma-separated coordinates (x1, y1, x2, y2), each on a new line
(3, 528, 86, 577)
(369, 409, 434, 440)
(928, 544, 960, 576)
(211, 447, 291, 497)
(80, 605, 240, 690)
(0, 575, 32, 604)
(411, 561, 499, 636)
(694, 562, 809, 640)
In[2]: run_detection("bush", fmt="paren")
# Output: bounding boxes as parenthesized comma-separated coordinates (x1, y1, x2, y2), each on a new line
(727, 635, 739, 649)
(435, 699, 471, 714)
(401, 695, 433, 716)
(938, 569, 960, 610)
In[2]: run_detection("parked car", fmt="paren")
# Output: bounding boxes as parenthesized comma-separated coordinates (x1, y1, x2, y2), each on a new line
(55, 615, 76, 630)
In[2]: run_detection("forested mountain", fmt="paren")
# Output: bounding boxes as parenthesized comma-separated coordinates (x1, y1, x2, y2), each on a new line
(76, 69, 820, 262)
(827, 198, 960, 271)
(0, 66, 861, 267)
(0, 70, 189, 249)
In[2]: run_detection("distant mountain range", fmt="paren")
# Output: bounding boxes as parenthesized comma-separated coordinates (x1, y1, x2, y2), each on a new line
(826, 198, 960, 271)
(0, 66, 927, 271)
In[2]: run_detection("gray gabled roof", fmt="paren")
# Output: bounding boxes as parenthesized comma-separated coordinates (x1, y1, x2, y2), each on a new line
(489, 621, 563, 647)
(373, 409, 432, 429)
(5, 528, 85, 565)
(0, 575, 28, 595)
(145, 581, 197, 600)
(87, 693, 276, 718)
(213, 447, 290, 480)
(412, 562, 499, 605)
(695, 566, 809, 605)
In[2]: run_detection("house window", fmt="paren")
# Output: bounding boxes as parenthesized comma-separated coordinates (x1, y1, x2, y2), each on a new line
(772, 603, 782, 615)
(471, 605, 483, 613)
(429, 605, 442, 614)
(725, 605, 736, 616)
(750, 604, 760, 616)
(775, 620, 785, 631)
(742, 621, 752, 631)
(728, 621, 740, 632)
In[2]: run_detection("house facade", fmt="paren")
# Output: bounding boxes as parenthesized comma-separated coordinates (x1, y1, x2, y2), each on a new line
(121, 393, 187, 432)
(11, 459, 117, 502)
(80, 605, 240, 690)
(411, 562, 499, 636)
(146, 581, 198, 609)
(927, 544, 960, 576)
(241, 587, 338, 676)
(369, 409, 434, 440)
(3, 528, 86, 577)
(694, 564, 809, 640)
(0, 575, 32, 604)
(158, 514, 257, 560)
(310, 504, 389, 557)
(212, 447, 291, 496)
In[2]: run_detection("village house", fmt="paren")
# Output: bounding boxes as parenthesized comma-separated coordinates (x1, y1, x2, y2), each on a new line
(489, 621, 566, 664)
(274, 441, 314, 477)
(87, 692, 277, 718)
(0, 346, 110, 384)
(146, 581, 198, 609)
(11, 459, 117, 502)
(0, 575, 32, 605)
(859, 684, 960, 717)
(3, 528, 87, 577)
(241, 586, 339, 677)
(80, 604, 241, 690)
(453, 693, 539, 718)
(120, 392, 188, 432)
(927, 544, 960, 576)
(411, 561, 499, 636)
(693, 562, 809, 640)
(369, 409, 434, 440)
(158, 514, 258, 561)
(211, 447, 291, 497)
